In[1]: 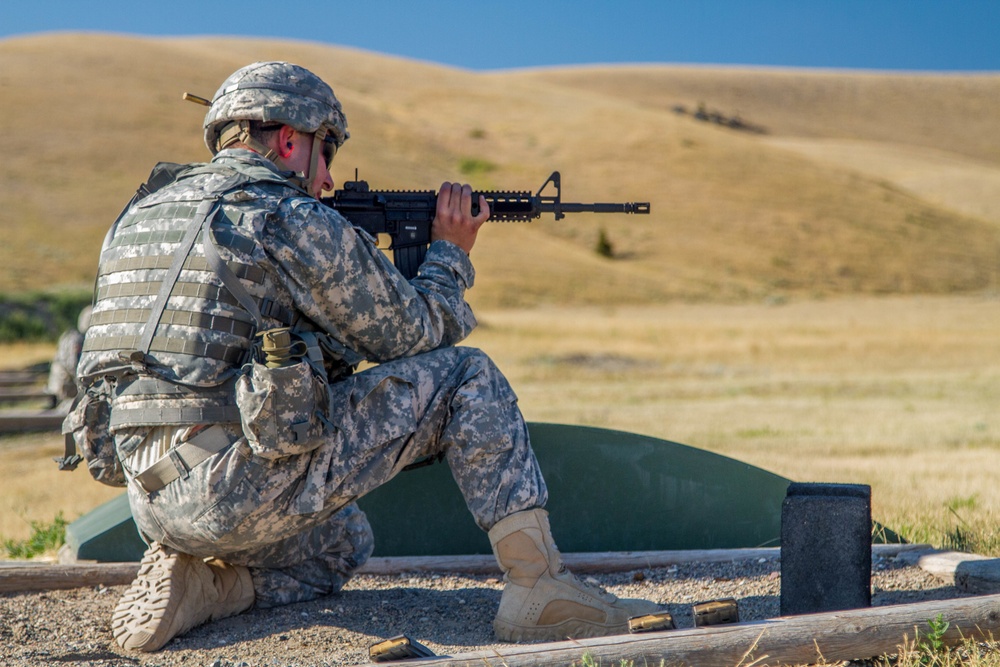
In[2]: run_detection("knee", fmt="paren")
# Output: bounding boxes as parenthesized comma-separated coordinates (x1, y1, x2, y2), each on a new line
(453, 347, 516, 402)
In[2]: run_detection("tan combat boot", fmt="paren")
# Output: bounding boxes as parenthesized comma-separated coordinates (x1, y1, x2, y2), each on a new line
(489, 508, 661, 642)
(112, 542, 255, 652)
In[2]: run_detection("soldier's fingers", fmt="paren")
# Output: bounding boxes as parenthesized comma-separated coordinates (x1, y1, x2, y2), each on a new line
(460, 184, 474, 216)
(473, 194, 490, 224)
(436, 181, 455, 219)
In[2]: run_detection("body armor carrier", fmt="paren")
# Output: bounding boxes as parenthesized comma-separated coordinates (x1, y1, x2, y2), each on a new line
(78, 160, 302, 430)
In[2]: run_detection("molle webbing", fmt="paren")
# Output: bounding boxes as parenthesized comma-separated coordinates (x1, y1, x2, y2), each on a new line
(109, 376, 241, 428)
(88, 309, 256, 341)
(108, 226, 258, 258)
(202, 215, 263, 326)
(119, 375, 230, 397)
(136, 198, 219, 359)
(87, 190, 295, 373)
(91, 281, 294, 323)
(109, 404, 242, 429)
(96, 278, 241, 303)
(99, 255, 267, 285)
(84, 332, 246, 366)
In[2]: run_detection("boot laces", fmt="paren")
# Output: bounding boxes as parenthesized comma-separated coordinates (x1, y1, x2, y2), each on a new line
(557, 565, 618, 604)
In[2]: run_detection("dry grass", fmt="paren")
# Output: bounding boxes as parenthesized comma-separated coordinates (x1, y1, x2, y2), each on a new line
(511, 65, 1000, 163)
(2, 34, 1000, 556)
(463, 294, 1000, 548)
(1, 34, 999, 306)
(3, 294, 999, 549)
(0, 432, 122, 547)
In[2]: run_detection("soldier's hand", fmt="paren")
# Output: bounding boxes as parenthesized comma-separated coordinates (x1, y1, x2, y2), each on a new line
(431, 182, 490, 254)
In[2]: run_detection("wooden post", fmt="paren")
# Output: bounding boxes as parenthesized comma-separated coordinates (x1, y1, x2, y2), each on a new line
(389, 594, 1000, 667)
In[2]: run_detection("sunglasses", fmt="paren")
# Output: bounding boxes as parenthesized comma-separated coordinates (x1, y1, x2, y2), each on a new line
(320, 133, 338, 168)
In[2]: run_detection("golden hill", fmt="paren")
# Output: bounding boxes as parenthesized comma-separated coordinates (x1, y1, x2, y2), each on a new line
(1, 33, 999, 308)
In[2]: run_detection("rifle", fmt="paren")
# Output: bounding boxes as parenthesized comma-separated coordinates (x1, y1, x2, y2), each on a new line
(321, 171, 650, 279)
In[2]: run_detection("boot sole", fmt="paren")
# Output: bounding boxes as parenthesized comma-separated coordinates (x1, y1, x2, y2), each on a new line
(111, 545, 189, 652)
(494, 617, 629, 643)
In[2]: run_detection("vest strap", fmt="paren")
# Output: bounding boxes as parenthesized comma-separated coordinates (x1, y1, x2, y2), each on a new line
(133, 424, 234, 494)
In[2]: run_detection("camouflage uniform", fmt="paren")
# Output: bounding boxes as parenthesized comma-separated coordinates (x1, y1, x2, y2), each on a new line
(46, 305, 91, 408)
(46, 328, 84, 407)
(84, 148, 547, 608)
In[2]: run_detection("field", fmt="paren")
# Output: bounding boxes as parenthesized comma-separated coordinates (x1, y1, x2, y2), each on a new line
(1, 34, 999, 553)
(3, 294, 999, 550)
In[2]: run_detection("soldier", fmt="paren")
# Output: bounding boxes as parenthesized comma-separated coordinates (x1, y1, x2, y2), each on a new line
(75, 61, 659, 652)
(46, 305, 91, 410)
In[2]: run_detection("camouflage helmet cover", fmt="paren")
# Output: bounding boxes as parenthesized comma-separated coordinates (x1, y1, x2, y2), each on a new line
(204, 61, 349, 154)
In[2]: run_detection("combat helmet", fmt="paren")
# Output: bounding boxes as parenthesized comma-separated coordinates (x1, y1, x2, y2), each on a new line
(204, 61, 349, 192)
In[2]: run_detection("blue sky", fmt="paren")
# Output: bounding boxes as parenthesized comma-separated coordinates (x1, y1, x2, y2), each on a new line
(1, 0, 998, 72)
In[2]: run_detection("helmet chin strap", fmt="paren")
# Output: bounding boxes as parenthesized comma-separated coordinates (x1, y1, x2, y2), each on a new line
(304, 130, 327, 198)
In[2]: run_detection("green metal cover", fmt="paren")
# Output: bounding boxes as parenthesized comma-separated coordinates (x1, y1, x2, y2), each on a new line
(359, 422, 791, 556)
(64, 423, 793, 561)
(64, 490, 146, 562)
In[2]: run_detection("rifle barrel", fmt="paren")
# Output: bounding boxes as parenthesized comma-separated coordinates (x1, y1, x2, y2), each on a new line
(551, 202, 651, 214)
(485, 198, 650, 220)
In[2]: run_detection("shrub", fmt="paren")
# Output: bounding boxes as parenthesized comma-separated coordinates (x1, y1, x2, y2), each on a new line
(458, 158, 498, 176)
(595, 228, 614, 258)
(0, 289, 92, 342)
(2, 513, 68, 559)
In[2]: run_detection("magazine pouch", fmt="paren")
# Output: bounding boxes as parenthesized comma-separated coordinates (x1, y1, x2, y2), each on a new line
(235, 328, 329, 459)
(60, 379, 126, 486)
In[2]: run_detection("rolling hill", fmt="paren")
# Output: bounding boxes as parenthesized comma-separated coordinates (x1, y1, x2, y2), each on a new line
(1, 33, 998, 308)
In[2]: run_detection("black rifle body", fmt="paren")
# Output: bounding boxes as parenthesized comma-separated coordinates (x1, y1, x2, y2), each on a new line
(321, 171, 650, 279)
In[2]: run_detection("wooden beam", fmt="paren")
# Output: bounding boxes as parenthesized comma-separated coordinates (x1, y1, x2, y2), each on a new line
(0, 388, 52, 402)
(0, 562, 139, 593)
(897, 549, 1000, 594)
(359, 544, 926, 576)
(0, 544, 927, 593)
(390, 594, 1000, 667)
(0, 409, 64, 433)
(0, 371, 45, 387)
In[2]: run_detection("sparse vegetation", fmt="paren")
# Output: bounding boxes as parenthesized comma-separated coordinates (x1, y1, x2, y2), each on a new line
(458, 157, 498, 177)
(595, 228, 614, 258)
(0, 289, 92, 342)
(2, 512, 67, 559)
(917, 614, 952, 664)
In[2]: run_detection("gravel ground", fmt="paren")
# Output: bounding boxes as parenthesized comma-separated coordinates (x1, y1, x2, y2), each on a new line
(0, 553, 971, 667)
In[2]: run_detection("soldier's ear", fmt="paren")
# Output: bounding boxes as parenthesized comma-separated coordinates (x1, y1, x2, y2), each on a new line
(277, 125, 297, 158)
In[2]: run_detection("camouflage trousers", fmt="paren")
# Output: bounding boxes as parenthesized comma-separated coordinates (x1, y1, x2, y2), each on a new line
(121, 346, 547, 607)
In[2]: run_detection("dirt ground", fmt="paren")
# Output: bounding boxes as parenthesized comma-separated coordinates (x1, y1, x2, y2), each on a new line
(0, 552, 973, 667)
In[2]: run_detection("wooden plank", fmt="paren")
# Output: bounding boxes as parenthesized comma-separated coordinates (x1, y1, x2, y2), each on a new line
(0, 388, 52, 403)
(359, 544, 927, 576)
(0, 410, 64, 433)
(0, 372, 45, 387)
(0, 544, 928, 593)
(389, 594, 1000, 667)
(897, 548, 1000, 594)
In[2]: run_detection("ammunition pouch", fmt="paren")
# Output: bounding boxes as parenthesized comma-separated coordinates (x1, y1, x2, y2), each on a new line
(59, 379, 125, 487)
(235, 329, 332, 459)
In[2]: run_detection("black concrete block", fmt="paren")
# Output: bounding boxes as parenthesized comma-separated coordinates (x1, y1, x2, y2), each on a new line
(780, 482, 871, 616)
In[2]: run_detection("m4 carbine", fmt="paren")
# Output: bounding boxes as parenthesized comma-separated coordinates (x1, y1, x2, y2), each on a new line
(321, 171, 650, 279)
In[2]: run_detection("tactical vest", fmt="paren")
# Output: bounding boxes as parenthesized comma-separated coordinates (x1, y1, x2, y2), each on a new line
(79, 159, 302, 429)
